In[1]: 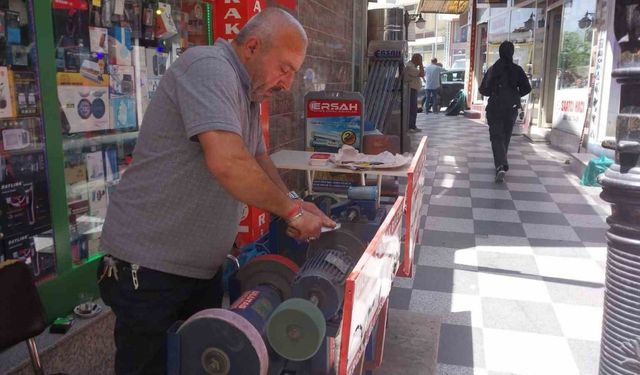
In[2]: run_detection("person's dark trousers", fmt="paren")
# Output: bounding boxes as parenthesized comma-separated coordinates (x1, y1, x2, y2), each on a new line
(426, 89, 439, 113)
(97, 256, 224, 375)
(487, 108, 518, 170)
(409, 88, 418, 130)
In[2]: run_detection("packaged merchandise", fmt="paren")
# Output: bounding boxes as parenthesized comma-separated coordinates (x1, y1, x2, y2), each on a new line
(0, 151, 47, 183)
(85, 150, 105, 182)
(71, 235, 89, 264)
(135, 64, 149, 126)
(109, 65, 137, 130)
(8, 45, 29, 67)
(68, 198, 89, 230)
(4, 230, 56, 282)
(155, 2, 178, 40)
(146, 77, 160, 101)
(52, 4, 91, 72)
(88, 179, 108, 220)
(12, 72, 39, 117)
(1, 118, 42, 152)
(108, 26, 133, 66)
(5, 10, 21, 45)
(57, 72, 111, 133)
(89, 27, 108, 54)
(104, 148, 119, 182)
(0, 178, 51, 234)
(0, 67, 15, 118)
(145, 47, 169, 78)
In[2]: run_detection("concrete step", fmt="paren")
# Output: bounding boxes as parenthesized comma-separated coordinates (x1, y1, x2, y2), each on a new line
(464, 110, 482, 119)
(568, 152, 595, 180)
(374, 309, 441, 375)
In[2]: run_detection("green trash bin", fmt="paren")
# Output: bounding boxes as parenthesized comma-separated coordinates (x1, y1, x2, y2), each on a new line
(581, 156, 614, 187)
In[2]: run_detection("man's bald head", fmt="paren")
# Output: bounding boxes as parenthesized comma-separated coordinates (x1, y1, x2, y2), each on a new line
(235, 7, 308, 51)
(232, 8, 308, 102)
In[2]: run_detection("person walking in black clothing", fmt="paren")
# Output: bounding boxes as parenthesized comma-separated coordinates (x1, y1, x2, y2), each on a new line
(479, 41, 531, 183)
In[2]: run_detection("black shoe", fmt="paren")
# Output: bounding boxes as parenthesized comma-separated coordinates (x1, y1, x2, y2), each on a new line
(495, 166, 506, 183)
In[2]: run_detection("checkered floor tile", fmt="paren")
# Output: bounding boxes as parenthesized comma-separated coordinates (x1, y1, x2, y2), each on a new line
(390, 113, 606, 375)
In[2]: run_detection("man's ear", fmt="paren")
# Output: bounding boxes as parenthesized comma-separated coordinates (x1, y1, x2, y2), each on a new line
(245, 37, 261, 56)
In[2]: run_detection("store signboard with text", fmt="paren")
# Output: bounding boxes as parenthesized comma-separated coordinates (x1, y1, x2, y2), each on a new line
(339, 196, 404, 375)
(305, 91, 365, 192)
(553, 88, 589, 136)
(213, 0, 297, 41)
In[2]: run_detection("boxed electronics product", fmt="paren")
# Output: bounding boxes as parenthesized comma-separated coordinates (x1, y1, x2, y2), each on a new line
(235, 204, 270, 248)
(57, 72, 110, 133)
(4, 230, 56, 282)
(71, 235, 89, 264)
(1, 118, 43, 152)
(0, 67, 15, 118)
(156, 2, 178, 40)
(89, 27, 108, 54)
(135, 65, 149, 127)
(52, 2, 91, 72)
(8, 45, 29, 67)
(85, 150, 105, 183)
(146, 47, 169, 79)
(109, 65, 137, 130)
(1, 151, 47, 183)
(108, 26, 133, 66)
(104, 148, 119, 182)
(68, 198, 89, 231)
(5, 10, 21, 45)
(12, 72, 39, 117)
(0, 178, 51, 235)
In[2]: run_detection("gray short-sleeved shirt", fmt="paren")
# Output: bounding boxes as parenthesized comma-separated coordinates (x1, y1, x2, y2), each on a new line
(101, 39, 265, 279)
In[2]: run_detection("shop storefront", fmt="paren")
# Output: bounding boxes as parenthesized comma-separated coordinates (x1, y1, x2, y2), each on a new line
(2, 3, 427, 374)
(469, 0, 619, 156)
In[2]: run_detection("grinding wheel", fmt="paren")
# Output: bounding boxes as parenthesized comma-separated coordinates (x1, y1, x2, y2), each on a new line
(266, 298, 327, 362)
(308, 229, 366, 261)
(235, 254, 299, 300)
(177, 309, 269, 375)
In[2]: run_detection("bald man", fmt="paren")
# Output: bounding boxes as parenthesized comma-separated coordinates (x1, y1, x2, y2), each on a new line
(97, 8, 333, 375)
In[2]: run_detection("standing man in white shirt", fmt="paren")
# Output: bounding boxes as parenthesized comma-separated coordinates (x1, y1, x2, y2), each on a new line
(404, 53, 424, 133)
(424, 58, 445, 114)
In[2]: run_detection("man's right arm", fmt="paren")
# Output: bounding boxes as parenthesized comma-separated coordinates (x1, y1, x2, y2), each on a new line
(198, 131, 322, 239)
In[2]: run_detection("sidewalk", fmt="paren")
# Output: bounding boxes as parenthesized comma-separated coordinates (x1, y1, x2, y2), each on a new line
(391, 112, 608, 375)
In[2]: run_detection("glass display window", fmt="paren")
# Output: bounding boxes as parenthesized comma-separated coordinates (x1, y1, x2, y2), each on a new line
(487, 11, 510, 66)
(0, 0, 55, 283)
(557, 0, 596, 91)
(51, 0, 212, 265)
(552, 0, 597, 135)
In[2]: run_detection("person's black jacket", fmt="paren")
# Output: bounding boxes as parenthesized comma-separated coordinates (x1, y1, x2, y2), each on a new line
(479, 41, 532, 111)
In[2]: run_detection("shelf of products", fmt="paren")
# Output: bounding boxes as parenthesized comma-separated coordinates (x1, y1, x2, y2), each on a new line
(51, 0, 211, 265)
(0, 1, 56, 283)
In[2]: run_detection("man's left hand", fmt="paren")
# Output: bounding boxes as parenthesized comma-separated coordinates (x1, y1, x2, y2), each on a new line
(300, 201, 337, 228)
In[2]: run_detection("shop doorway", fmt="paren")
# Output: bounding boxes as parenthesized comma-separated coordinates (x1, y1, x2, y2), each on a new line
(473, 23, 488, 103)
(541, 5, 562, 126)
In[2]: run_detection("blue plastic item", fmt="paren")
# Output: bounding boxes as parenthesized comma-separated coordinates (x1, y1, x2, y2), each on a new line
(581, 156, 614, 186)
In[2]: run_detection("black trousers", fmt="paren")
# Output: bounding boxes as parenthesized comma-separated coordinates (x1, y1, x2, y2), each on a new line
(487, 108, 518, 170)
(97, 256, 224, 375)
(409, 88, 418, 130)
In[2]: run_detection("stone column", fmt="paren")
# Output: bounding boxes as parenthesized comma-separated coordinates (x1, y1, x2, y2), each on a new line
(598, 1, 640, 374)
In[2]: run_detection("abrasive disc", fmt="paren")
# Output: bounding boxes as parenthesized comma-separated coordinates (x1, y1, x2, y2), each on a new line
(266, 298, 327, 362)
(177, 309, 269, 375)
